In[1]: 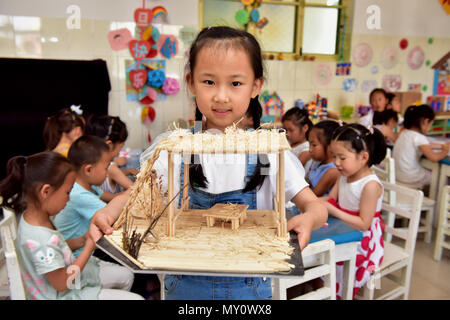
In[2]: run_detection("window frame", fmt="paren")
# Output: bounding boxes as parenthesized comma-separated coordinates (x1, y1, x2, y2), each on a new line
(198, 0, 353, 61)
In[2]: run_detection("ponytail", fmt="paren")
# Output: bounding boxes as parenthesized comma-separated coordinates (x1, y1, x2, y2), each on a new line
(43, 108, 85, 150)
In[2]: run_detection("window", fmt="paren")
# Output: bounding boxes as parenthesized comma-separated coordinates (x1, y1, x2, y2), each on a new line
(200, 0, 353, 61)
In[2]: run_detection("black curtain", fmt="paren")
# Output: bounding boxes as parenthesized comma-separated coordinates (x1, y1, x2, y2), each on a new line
(0, 58, 111, 179)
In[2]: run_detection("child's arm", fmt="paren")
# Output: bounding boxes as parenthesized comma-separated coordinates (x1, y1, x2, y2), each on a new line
(324, 180, 381, 231)
(108, 163, 134, 189)
(65, 232, 88, 251)
(419, 143, 449, 162)
(298, 151, 311, 167)
(44, 237, 97, 292)
(287, 187, 328, 250)
(311, 168, 339, 197)
(320, 178, 339, 202)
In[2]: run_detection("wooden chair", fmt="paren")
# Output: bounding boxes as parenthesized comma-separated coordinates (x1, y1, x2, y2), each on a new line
(433, 185, 450, 261)
(372, 153, 435, 243)
(0, 208, 26, 300)
(357, 182, 423, 300)
(272, 239, 336, 300)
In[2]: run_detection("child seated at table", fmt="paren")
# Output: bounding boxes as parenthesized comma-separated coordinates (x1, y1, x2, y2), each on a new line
(393, 104, 449, 189)
(307, 120, 340, 197)
(359, 88, 389, 129)
(373, 109, 399, 145)
(321, 123, 387, 299)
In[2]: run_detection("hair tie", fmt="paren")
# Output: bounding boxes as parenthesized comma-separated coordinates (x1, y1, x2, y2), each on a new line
(106, 118, 115, 140)
(70, 105, 83, 115)
(338, 120, 343, 127)
(367, 125, 374, 135)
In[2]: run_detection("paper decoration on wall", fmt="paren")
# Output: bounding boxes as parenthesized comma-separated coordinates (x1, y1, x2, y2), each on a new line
(314, 64, 333, 87)
(371, 66, 379, 74)
(408, 84, 421, 92)
(438, 0, 450, 14)
(381, 46, 399, 69)
(152, 6, 168, 22)
(382, 74, 402, 92)
(134, 7, 154, 28)
(336, 62, 351, 76)
(431, 51, 450, 95)
(129, 40, 151, 61)
(162, 78, 180, 95)
(108, 28, 133, 51)
(129, 69, 148, 90)
(261, 90, 284, 123)
(179, 27, 197, 46)
(235, 0, 268, 32)
(125, 58, 165, 102)
(158, 35, 178, 59)
(352, 43, 373, 67)
(361, 80, 378, 93)
(399, 38, 408, 50)
(407, 46, 425, 70)
(343, 78, 358, 92)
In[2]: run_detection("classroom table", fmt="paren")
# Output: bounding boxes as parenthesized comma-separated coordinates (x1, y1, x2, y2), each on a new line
(303, 217, 363, 300)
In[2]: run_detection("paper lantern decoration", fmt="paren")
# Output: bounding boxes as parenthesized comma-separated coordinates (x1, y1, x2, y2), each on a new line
(241, 0, 253, 5)
(399, 38, 408, 50)
(250, 9, 260, 22)
(158, 35, 178, 59)
(147, 87, 157, 103)
(129, 40, 151, 61)
(147, 69, 166, 88)
(134, 7, 153, 28)
(129, 69, 148, 90)
(108, 28, 132, 51)
(352, 43, 373, 67)
(141, 106, 156, 125)
(235, 9, 250, 25)
(256, 17, 268, 29)
(407, 46, 425, 70)
(162, 78, 180, 95)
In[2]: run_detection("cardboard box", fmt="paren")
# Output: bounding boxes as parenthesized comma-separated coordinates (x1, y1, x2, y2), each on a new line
(393, 91, 422, 112)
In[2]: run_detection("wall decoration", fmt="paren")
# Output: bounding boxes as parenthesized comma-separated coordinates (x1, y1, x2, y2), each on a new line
(314, 64, 333, 87)
(382, 74, 402, 92)
(431, 51, 450, 95)
(381, 46, 399, 69)
(260, 90, 284, 124)
(408, 84, 422, 92)
(235, 0, 268, 32)
(352, 43, 373, 67)
(157, 35, 178, 59)
(399, 38, 408, 50)
(343, 78, 358, 92)
(336, 62, 351, 76)
(108, 28, 133, 51)
(407, 46, 425, 70)
(361, 80, 378, 93)
(438, 0, 450, 14)
(371, 65, 379, 74)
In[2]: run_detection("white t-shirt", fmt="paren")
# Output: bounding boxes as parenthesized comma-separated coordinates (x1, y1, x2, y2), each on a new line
(337, 174, 383, 212)
(141, 132, 309, 209)
(290, 141, 310, 158)
(359, 109, 374, 129)
(392, 129, 430, 184)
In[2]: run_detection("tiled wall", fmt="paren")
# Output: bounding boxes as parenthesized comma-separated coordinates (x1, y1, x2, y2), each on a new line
(0, 14, 449, 151)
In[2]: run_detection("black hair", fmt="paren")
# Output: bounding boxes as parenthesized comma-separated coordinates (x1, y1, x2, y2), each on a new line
(43, 108, 85, 150)
(282, 108, 313, 140)
(85, 114, 128, 144)
(403, 104, 435, 129)
(332, 123, 387, 167)
(187, 26, 268, 192)
(369, 88, 388, 102)
(311, 120, 340, 150)
(373, 109, 399, 126)
(68, 135, 110, 170)
(0, 152, 74, 213)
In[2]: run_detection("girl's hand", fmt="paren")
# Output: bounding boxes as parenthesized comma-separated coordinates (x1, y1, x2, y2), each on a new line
(287, 213, 314, 251)
(89, 210, 116, 243)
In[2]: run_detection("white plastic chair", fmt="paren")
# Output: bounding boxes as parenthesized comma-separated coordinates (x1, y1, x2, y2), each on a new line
(0, 208, 26, 300)
(433, 185, 450, 261)
(272, 239, 336, 300)
(357, 182, 423, 300)
(373, 152, 435, 243)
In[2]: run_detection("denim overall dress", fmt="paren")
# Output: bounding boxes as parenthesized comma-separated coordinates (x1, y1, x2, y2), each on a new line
(164, 153, 272, 300)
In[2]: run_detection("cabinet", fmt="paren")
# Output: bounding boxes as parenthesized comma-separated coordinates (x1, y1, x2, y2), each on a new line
(428, 113, 450, 136)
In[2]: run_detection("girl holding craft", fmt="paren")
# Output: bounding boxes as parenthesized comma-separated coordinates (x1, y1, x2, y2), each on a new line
(88, 26, 327, 300)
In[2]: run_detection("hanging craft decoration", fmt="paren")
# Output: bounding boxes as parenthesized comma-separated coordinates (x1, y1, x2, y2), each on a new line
(407, 46, 425, 70)
(382, 74, 402, 92)
(108, 28, 133, 51)
(157, 35, 178, 59)
(152, 6, 168, 22)
(314, 64, 333, 87)
(260, 90, 284, 124)
(381, 46, 399, 69)
(235, 0, 268, 32)
(399, 38, 408, 50)
(438, 0, 450, 14)
(129, 69, 148, 90)
(352, 43, 373, 68)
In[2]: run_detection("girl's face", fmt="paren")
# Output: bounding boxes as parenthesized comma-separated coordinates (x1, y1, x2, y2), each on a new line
(308, 128, 327, 162)
(330, 140, 368, 178)
(370, 92, 388, 112)
(389, 96, 401, 113)
(187, 46, 263, 132)
(420, 118, 433, 134)
(44, 171, 76, 216)
(110, 141, 125, 159)
(283, 120, 308, 146)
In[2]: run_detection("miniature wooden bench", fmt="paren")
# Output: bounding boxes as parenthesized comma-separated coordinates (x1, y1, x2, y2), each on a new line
(202, 203, 249, 230)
